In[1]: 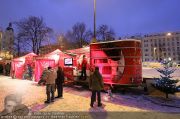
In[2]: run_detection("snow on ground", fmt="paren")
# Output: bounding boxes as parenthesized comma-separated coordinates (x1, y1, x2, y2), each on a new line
(0, 75, 180, 119)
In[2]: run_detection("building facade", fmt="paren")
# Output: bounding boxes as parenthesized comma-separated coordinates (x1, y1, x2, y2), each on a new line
(0, 23, 14, 60)
(2, 23, 14, 54)
(142, 32, 180, 64)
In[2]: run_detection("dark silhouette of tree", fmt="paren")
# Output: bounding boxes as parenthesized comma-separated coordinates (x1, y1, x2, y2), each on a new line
(14, 35, 22, 57)
(66, 22, 92, 48)
(15, 16, 53, 54)
(96, 24, 115, 41)
(14, 33, 31, 57)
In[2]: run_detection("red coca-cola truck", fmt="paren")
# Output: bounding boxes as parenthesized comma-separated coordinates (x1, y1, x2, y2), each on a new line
(63, 39, 142, 88)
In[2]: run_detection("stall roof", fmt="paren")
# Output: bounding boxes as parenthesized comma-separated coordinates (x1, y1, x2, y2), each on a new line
(36, 49, 62, 59)
(66, 46, 90, 54)
(12, 52, 37, 61)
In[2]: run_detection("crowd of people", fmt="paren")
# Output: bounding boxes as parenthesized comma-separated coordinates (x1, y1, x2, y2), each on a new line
(39, 65, 104, 108)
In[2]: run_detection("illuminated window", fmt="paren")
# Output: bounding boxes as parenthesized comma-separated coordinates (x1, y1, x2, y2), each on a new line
(145, 59, 149, 61)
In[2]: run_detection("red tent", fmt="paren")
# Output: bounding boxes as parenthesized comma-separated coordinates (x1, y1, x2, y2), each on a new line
(63, 47, 90, 80)
(66, 47, 90, 70)
(11, 53, 37, 79)
(34, 49, 65, 82)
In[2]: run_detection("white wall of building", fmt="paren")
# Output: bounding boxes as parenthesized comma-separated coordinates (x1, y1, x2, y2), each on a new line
(142, 32, 180, 64)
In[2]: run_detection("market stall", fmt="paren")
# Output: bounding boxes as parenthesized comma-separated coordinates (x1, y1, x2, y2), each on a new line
(11, 53, 37, 79)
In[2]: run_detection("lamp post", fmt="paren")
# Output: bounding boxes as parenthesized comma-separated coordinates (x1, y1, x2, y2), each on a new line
(91, 0, 97, 43)
(154, 47, 156, 62)
(167, 32, 172, 36)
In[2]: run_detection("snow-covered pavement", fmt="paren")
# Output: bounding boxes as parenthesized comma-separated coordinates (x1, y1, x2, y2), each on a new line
(0, 76, 180, 119)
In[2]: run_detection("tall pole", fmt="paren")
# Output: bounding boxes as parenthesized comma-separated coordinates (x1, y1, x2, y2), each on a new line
(94, 0, 96, 39)
(91, 0, 97, 43)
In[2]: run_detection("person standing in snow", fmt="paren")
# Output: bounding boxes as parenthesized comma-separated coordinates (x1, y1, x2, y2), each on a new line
(89, 67, 104, 107)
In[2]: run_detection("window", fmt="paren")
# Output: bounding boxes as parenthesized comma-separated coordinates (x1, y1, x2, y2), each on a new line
(144, 40, 148, 43)
(145, 54, 149, 56)
(144, 44, 148, 47)
(176, 37, 179, 40)
(154, 39, 157, 43)
(145, 59, 149, 61)
(167, 42, 170, 46)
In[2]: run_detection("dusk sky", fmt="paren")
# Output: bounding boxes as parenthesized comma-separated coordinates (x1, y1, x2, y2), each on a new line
(0, 0, 180, 37)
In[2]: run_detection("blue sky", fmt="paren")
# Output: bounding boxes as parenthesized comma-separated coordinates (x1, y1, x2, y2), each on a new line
(0, 0, 180, 37)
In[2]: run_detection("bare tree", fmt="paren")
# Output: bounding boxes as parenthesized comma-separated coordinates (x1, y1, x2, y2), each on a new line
(97, 24, 115, 41)
(14, 35, 22, 57)
(15, 16, 53, 54)
(66, 22, 92, 48)
(14, 33, 31, 57)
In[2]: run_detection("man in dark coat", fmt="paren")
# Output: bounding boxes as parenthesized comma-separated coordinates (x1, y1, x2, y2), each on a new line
(89, 67, 104, 107)
(55, 66, 64, 98)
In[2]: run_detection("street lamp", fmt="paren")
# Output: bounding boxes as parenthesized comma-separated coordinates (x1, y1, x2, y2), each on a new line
(154, 47, 156, 61)
(91, 0, 97, 43)
(167, 32, 172, 36)
(168, 57, 172, 61)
